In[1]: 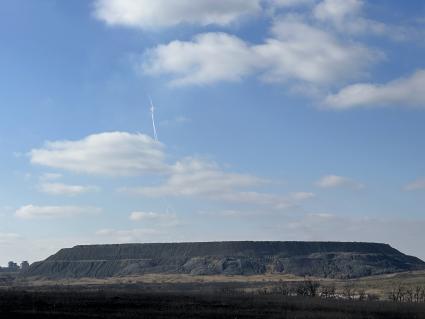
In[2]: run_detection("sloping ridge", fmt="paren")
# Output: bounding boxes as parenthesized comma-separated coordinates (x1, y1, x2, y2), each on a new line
(25, 241, 425, 279)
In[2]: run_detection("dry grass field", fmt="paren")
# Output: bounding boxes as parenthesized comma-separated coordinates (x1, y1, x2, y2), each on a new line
(4, 270, 424, 300)
(2, 271, 425, 318)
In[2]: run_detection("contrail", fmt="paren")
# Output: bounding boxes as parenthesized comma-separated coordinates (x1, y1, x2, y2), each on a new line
(149, 96, 158, 142)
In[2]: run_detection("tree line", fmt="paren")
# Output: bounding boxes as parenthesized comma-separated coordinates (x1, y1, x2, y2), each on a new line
(221, 279, 425, 303)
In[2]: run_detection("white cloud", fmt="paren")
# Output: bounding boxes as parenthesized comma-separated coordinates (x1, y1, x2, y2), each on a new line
(217, 191, 314, 209)
(324, 70, 425, 109)
(129, 211, 179, 226)
(122, 157, 264, 197)
(314, 0, 362, 22)
(130, 211, 160, 221)
(312, 0, 405, 38)
(15, 205, 101, 220)
(121, 157, 313, 209)
(30, 132, 168, 176)
(289, 191, 316, 201)
(143, 32, 258, 86)
(313, 0, 372, 33)
(29, 132, 310, 211)
(255, 16, 380, 85)
(38, 183, 99, 196)
(39, 173, 62, 182)
(143, 17, 379, 86)
(270, 0, 315, 8)
(94, 0, 261, 29)
(405, 178, 425, 191)
(316, 175, 364, 190)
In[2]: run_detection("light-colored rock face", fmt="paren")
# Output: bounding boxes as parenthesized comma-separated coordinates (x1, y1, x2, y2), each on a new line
(25, 241, 425, 279)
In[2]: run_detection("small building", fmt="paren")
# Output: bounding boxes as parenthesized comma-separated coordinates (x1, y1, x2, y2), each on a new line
(7, 261, 19, 271)
(20, 261, 30, 271)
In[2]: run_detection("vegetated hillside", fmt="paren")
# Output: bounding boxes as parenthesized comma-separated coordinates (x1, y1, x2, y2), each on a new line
(25, 241, 425, 279)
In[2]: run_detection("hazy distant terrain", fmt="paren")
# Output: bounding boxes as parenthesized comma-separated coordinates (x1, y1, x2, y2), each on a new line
(24, 241, 425, 279)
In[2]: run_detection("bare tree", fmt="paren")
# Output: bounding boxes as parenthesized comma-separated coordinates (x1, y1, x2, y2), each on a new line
(295, 279, 320, 297)
(342, 283, 355, 300)
(357, 289, 366, 301)
(405, 287, 414, 303)
(389, 284, 406, 303)
(295, 281, 309, 296)
(276, 282, 291, 296)
(420, 286, 425, 303)
(320, 284, 336, 299)
(413, 286, 421, 303)
(305, 279, 320, 297)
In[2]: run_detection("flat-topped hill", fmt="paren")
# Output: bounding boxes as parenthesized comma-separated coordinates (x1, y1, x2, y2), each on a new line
(25, 241, 425, 279)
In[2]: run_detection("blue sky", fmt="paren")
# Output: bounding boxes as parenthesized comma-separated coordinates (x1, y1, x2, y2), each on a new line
(1, 0, 425, 266)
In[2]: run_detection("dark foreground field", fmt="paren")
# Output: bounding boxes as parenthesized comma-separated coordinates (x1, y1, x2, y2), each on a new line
(1, 289, 425, 319)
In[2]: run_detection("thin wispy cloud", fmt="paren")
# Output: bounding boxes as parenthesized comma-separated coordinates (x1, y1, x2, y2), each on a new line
(120, 157, 313, 210)
(127, 157, 266, 197)
(129, 211, 179, 226)
(0, 233, 21, 244)
(38, 182, 100, 196)
(39, 173, 62, 182)
(315, 175, 364, 190)
(96, 228, 164, 243)
(405, 178, 425, 191)
(15, 205, 101, 220)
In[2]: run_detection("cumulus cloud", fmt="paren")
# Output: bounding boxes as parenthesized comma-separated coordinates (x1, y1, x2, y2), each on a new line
(315, 175, 364, 190)
(313, 0, 385, 34)
(142, 16, 379, 86)
(255, 16, 379, 85)
(38, 183, 99, 196)
(143, 32, 258, 86)
(405, 178, 425, 191)
(314, 0, 362, 22)
(312, 0, 417, 40)
(324, 70, 425, 109)
(94, 0, 261, 29)
(15, 205, 101, 220)
(30, 132, 168, 176)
